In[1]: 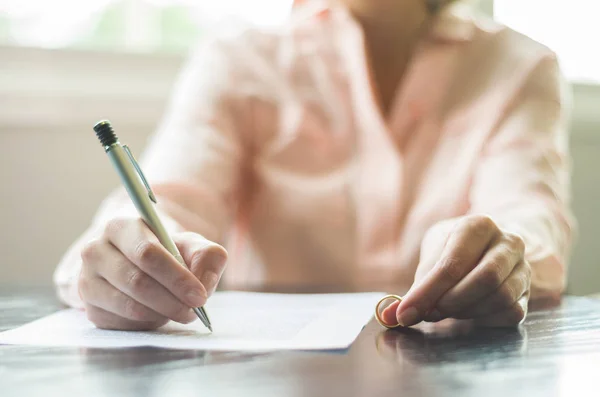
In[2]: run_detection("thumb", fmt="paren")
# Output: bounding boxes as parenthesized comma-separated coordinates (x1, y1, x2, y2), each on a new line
(173, 232, 228, 295)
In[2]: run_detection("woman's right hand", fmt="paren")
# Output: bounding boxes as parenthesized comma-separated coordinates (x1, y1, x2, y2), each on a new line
(78, 217, 227, 331)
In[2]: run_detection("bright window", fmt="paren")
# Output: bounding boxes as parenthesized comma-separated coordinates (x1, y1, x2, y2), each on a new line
(494, 0, 599, 84)
(0, 0, 294, 53)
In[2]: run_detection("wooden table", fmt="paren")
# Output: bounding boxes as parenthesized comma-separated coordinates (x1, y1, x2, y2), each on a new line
(1, 286, 600, 397)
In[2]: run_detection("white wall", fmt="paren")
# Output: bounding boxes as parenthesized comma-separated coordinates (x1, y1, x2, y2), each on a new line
(1, 45, 599, 294)
(0, 46, 181, 286)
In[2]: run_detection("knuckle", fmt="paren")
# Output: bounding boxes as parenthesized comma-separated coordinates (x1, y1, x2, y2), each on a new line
(465, 214, 497, 237)
(103, 217, 130, 237)
(481, 262, 504, 290)
(77, 276, 92, 299)
(125, 270, 150, 292)
(137, 254, 162, 276)
(516, 268, 528, 287)
(504, 232, 526, 253)
(135, 240, 162, 265)
(122, 296, 147, 321)
(498, 282, 517, 306)
(81, 239, 102, 263)
(192, 244, 227, 274)
(438, 256, 464, 283)
(211, 245, 228, 270)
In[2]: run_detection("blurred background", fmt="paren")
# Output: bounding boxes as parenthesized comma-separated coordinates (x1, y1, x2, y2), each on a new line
(1, 0, 599, 294)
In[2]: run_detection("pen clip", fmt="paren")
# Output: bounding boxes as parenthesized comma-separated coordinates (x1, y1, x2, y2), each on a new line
(123, 145, 157, 203)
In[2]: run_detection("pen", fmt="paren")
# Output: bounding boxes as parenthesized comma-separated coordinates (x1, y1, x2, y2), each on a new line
(92, 120, 213, 332)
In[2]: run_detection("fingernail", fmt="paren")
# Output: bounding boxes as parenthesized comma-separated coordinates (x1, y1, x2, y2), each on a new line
(397, 307, 421, 327)
(185, 289, 206, 307)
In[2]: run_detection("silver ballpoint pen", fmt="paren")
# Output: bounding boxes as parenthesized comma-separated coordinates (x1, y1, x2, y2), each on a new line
(93, 120, 213, 332)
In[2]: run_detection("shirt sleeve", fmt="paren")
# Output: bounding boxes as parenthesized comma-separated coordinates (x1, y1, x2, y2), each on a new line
(468, 54, 576, 299)
(53, 38, 252, 307)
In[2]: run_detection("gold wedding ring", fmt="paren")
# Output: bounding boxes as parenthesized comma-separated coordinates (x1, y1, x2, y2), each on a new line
(375, 295, 404, 329)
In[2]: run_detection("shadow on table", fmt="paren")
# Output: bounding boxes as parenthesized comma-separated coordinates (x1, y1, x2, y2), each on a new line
(372, 295, 572, 367)
(77, 346, 269, 371)
(375, 319, 528, 366)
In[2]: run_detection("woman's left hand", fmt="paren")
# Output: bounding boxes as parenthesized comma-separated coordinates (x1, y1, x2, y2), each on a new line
(382, 215, 531, 327)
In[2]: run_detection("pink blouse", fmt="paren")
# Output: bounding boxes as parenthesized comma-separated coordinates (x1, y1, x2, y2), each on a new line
(54, 1, 575, 308)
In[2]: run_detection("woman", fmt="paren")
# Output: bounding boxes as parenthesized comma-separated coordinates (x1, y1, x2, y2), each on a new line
(54, 0, 575, 330)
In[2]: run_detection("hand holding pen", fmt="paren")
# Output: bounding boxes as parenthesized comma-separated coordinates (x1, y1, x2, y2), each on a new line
(76, 120, 227, 332)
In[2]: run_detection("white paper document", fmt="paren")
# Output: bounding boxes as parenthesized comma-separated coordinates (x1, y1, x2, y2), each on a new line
(0, 292, 385, 351)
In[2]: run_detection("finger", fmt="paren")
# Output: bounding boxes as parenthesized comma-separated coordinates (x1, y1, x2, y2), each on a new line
(380, 300, 401, 326)
(397, 215, 500, 326)
(79, 275, 167, 324)
(455, 260, 531, 319)
(413, 221, 453, 282)
(103, 217, 208, 308)
(382, 300, 445, 326)
(174, 232, 228, 295)
(91, 242, 197, 324)
(84, 304, 168, 331)
(436, 233, 525, 316)
(472, 294, 529, 327)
